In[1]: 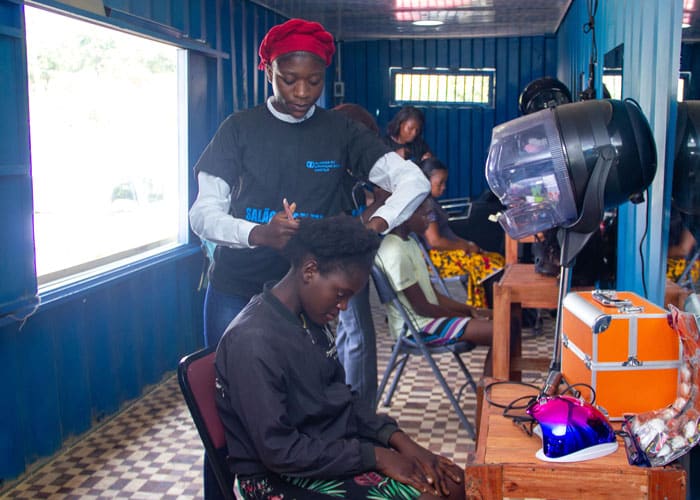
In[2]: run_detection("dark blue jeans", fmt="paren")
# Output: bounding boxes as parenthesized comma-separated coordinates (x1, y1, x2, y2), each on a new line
(202, 283, 251, 499)
(335, 283, 378, 410)
(203, 283, 252, 348)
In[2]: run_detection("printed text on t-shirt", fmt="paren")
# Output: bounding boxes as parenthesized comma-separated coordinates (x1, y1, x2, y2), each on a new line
(305, 160, 341, 173)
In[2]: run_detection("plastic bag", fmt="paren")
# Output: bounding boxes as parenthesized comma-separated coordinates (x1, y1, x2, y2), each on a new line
(622, 306, 700, 466)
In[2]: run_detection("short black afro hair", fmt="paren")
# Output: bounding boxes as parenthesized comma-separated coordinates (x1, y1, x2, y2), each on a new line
(283, 215, 381, 275)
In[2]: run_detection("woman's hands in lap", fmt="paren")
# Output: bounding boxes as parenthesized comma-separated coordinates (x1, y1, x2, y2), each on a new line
(375, 447, 440, 496)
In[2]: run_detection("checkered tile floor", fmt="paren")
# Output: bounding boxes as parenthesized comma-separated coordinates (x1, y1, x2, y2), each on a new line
(4, 283, 555, 499)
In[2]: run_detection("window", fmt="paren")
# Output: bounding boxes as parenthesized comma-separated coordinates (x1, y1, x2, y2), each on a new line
(24, 6, 188, 287)
(678, 71, 691, 102)
(602, 72, 622, 100)
(391, 67, 495, 107)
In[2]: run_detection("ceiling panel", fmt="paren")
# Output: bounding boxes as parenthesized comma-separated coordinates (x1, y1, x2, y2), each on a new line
(249, 0, 573, 40)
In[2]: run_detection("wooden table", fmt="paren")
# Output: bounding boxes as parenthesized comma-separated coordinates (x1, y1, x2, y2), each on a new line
(464, 380, 687, 499)
(492, 264, 560, 380)
(492, 265, 690, 380)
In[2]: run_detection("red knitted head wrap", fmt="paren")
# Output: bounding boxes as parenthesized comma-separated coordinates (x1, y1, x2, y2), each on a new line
(258, 18, 335, 70)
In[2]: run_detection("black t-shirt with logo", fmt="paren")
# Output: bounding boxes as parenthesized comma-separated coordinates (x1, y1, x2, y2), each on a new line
(194, 104, 390, 298)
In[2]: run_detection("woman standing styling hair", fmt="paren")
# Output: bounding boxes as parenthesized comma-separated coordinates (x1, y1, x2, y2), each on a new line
(189, 19, 430, 498)
(189, 19, 429, 350)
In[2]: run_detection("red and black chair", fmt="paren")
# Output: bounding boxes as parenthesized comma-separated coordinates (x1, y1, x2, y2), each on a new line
(178, 347, 236, 500)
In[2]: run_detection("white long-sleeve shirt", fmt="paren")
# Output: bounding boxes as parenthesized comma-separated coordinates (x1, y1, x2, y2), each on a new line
(189, 99, 429, 248)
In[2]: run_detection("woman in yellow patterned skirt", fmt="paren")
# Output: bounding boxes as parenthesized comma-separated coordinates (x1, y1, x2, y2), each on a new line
(418, 158, 504, 308)
(667, 223, 699, 284)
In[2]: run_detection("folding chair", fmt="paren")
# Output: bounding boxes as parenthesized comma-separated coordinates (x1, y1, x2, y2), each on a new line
(370, 264, 478, 439)
(178, 347, 237, 500)
(409, 232, 466, 299)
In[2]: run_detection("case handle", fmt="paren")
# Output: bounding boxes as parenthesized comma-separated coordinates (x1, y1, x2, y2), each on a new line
(592, 290, 644, 313)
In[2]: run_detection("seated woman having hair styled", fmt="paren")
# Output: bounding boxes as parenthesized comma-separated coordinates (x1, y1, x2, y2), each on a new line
(419, 157, 504, 308)
(214, 214, 465, 500)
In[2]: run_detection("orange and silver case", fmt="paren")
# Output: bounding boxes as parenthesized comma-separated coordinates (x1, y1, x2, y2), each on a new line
(561, 290, 681, 420)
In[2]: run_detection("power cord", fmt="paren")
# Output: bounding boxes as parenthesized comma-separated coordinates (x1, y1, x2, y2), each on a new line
(2, 295, 41, 331)
(579, 0, 599, 100)
(483, 380, 541, 409)
(484, 379, 599, 437)
(639, 186, 651, 298)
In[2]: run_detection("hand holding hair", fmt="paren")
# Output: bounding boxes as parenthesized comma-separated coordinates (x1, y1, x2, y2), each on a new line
(283, 198, 297, 220)
(364, 215, 389, 234)
(248, 209, 299, 249)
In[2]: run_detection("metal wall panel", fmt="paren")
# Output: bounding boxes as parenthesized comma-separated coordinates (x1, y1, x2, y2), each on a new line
(340, 35, 558, 199)
(1, 254, 204, 479)
(1, 0, 283, 482)
(557, 0, 682, 303)
(0, 0, 38, 316)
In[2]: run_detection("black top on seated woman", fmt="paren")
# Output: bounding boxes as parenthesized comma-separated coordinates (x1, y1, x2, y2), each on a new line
(214, 215, 466, 499)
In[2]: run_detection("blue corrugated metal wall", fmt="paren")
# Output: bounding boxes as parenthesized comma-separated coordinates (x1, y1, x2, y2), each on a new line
(1, 0, 686, 486)
(0, 0, 283, 483)
(339, 36, 558, 199)
(557, 0, 682, 303)
(0, 0, 38, 318)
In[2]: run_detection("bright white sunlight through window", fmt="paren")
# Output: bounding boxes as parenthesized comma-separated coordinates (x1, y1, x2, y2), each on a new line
(393, 69, 494, 106)
(602, 74, 622, 100)
(25, 6, 187, 286)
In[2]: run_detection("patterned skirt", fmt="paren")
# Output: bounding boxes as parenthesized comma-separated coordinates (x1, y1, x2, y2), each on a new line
(667, 257, 700, 284)
(429, 249, 504, 308)
(418, 316, 473, 347)
(237, 471, 421, 499)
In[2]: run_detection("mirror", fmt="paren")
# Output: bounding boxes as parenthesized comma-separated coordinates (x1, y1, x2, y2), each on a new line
(669, 101, 700, 289)
(603, 44, 624, 99)
(668, 41, 700, 291)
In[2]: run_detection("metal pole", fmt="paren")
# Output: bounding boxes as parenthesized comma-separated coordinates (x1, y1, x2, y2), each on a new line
(541, 231, 573, 396)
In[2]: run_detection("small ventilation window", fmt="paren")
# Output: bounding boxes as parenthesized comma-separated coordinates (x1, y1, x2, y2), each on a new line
(391, 67, 495, 107)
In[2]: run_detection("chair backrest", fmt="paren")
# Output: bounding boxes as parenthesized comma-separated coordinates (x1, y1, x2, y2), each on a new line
(438, 196, 472, 219)
(408, 232, 454, 296)
(178, 347, 236, 500)
(370, 263, 398, 306)
(370, 264, 422, 338)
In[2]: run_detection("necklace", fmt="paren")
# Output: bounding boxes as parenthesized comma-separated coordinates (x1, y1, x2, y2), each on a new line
(299, 313, 337, 359)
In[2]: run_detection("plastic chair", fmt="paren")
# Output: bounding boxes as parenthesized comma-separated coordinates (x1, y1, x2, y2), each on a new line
(370, 264, 478, 439)
(178, 347, 237, 500)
